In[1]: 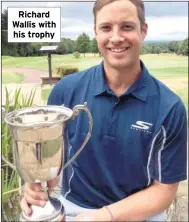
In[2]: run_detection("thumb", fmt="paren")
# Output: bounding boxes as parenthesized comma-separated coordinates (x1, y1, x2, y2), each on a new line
(47, 176, 60, 191)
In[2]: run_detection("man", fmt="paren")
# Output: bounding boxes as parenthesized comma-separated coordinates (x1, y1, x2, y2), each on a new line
(21, 0, 187, 221)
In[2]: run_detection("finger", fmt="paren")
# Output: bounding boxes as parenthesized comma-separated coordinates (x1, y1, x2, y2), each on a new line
(20, 197, 32, 216)
(24, 184, 48, 201)
(47, 176, 60, 191)
(24, 193, 47, 207)
(27, 183, 42, 192)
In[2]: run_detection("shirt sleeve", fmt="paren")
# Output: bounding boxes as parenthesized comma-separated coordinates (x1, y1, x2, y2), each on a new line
(153, 98, 187, 184)
(47, 80, 64, 106)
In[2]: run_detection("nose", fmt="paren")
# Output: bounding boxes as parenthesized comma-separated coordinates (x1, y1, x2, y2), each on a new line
(109, 28, 124, 44)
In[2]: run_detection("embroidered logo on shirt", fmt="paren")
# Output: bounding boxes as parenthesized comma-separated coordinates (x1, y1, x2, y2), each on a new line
(131, 121, 153, 134)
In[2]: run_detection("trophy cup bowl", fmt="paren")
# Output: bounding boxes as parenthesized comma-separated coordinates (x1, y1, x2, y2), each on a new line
(3, 102, 93, 221)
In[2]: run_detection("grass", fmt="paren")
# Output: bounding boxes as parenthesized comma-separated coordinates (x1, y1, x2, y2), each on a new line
(2, 54, 188, 78)
(2, 54, 102, 74)
(174, 88, 188, 112)
(2, 70, 25, 84)
(150, 67, 188, 77)
(2, 53, 188, 110)
(41, 78, 188, 112)
(42, 88, 52, 101)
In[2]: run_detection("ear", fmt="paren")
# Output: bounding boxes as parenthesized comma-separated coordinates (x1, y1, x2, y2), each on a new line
(141, 23, 148, 41)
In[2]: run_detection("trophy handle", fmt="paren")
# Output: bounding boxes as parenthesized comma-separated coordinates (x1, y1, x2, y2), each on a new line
(2, 154, 16, 170)
(63, 102, 93, 170)
(1, 107, 16, 170)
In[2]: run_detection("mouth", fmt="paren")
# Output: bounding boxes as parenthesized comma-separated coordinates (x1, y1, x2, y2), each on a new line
(109, 47, 130, 53)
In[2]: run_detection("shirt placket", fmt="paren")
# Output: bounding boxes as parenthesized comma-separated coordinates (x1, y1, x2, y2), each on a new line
(107, 96, 120, 137)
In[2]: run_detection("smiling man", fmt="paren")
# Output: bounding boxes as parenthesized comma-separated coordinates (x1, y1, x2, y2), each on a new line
(21, 0, 187, 221)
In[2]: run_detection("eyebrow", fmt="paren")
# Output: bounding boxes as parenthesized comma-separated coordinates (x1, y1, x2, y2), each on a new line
(98, 22, 111, 27)
(121, 21, 137, 26)
(98, 21, 137, 28)
(98, 21, 137, 27)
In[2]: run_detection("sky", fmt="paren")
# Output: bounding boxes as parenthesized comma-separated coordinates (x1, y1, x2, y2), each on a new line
(2, 1, 188, 41)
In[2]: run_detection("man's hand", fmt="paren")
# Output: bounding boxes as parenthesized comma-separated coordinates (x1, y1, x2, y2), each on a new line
(20, 176, 60, 216)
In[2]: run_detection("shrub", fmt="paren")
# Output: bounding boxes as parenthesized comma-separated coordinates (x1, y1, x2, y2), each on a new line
(73, 51, 80, 59)
(56, 65, 79, 78)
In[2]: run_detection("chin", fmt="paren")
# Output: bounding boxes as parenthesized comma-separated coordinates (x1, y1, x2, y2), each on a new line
(109, 60, 132, 69)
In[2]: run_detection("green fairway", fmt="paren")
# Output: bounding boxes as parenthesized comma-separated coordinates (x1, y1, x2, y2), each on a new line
(141, 54, 188, 77)
(2, 54, 188, 77)
(149, 67, 188, 77)
(42, 86, 188, 112)
(2, 54, 102, 74)
(41, 77, 188, 112)
(2, 54, 188, 111)
(174, 88, 188, 112)
(2, 70, 25, 84)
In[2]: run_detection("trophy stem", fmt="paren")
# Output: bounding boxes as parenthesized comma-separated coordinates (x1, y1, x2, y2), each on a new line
(20, 182, 65, 221)
(41, 181, 48, 192)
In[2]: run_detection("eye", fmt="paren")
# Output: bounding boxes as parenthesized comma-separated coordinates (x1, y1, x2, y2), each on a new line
(100, 26, 111, 31)
(123, 25, 134, 31)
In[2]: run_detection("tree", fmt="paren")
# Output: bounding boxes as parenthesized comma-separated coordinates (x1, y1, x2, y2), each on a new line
(168, 41, 179, 53)
(1, 9, 8, 30)
(141, 43, 151, 54)
(66, 39, 75, 53)
(181, 38, 188, 56)
(2, 10, 9, 56)
(76, 33, 90, 57)
(91, 38, 99, 55)
(58, 39, 69, 54)
(57, 38, 75, 54)
(30, 43, 43, 56)
(9, 43, 18, 56)
(17, 43, 26, 56)
(177, 38, 188, 56)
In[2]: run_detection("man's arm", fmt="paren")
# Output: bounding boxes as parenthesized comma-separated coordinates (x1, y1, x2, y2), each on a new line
(74, 180, 178, 221)
(99, 180, 178, 221)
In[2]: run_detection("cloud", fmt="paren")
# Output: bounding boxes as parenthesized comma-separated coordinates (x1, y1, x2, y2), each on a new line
(2, 1, 188, 41)
(61, 2, 94, 22)
(46, 2, 71, 7)
(60, 17, 94, 39)
(144, 2, 188, 17)
(61, 24, 94, 38)
(146, 16, 188, 41)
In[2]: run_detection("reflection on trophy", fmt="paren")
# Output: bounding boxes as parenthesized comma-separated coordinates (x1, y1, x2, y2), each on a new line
(3, 102, 93, 221)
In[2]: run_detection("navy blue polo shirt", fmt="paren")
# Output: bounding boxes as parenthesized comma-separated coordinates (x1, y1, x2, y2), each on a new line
(48, 61, 187, 209)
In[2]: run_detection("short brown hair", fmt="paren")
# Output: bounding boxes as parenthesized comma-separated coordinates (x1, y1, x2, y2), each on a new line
(93, 0, 145, 27)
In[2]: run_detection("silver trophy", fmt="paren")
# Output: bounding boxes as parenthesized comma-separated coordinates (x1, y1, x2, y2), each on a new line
(2, 102, 93, 221)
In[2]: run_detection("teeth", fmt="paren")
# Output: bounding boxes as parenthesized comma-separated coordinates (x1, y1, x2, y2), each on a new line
(111, 48, 127, 53)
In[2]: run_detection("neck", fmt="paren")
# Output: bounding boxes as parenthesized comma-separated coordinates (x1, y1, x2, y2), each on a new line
(103, 60, 141, 97)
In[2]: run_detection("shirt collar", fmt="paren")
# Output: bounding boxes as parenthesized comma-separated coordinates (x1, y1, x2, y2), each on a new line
(93, 61, 109, 95)
(93, 60, 150, 102)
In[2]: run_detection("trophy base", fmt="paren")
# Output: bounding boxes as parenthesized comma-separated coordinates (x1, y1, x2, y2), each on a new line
(20, 200, 65, 221)
(20, 213, 65, 222)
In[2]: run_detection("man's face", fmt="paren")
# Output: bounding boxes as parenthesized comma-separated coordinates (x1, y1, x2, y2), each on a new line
(94, 0, 148, 70)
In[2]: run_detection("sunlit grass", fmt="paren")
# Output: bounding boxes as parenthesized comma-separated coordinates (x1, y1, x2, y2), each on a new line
(2, 70, 25, 84)
(2, 54, 188, 77)
(41, 88, 52, 101)
(174, 87, 188, 112)
(2, 54, 188, 111)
